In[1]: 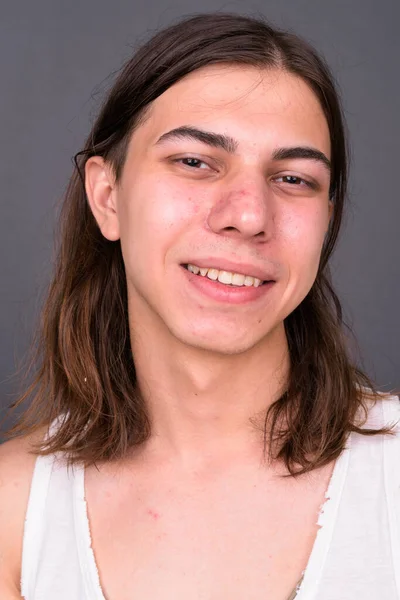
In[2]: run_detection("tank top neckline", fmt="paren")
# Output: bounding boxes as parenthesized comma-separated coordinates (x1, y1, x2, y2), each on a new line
(70, 434, 352, 600)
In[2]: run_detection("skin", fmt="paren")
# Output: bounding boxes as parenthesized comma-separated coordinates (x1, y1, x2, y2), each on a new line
(85, 64, 333, 471)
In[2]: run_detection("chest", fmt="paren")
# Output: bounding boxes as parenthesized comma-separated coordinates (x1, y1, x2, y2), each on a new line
(84, 463, 334, 600)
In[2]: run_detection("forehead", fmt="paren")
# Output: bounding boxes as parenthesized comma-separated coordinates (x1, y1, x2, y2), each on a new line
(133, 65, 330, 157)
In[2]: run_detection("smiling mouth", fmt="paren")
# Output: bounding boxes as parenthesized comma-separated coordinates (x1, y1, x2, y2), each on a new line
(182, 264, 273, 288)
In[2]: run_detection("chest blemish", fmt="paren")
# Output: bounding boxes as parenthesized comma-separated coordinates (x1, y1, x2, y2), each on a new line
(147, 508, 161, 520)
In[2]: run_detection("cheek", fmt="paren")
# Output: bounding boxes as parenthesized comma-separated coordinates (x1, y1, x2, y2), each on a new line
(279, 207, 328, 274)
(118, 177, 202, 264)
(145, 177, 202, 224)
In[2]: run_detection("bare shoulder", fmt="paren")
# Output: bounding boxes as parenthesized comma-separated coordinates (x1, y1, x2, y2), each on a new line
(0, 428, 47, 598)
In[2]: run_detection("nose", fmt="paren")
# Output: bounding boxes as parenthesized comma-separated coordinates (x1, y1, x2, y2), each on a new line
(206, 170, 273, 241)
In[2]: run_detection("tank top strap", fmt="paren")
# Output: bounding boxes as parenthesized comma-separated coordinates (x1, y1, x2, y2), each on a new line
(20, 415, 105, 600)
(20, 415, 71, 598)
(382, 394, 400, 595)
(20, 451, 57, 598)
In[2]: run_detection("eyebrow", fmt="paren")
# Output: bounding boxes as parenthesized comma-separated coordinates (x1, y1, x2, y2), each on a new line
(155, 125, 331, 172)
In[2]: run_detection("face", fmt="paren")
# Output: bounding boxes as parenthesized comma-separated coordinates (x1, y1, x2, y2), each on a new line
(86, 66, 333, 355)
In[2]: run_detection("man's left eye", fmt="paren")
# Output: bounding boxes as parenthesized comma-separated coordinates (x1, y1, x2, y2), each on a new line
(275, 175, 311, 187)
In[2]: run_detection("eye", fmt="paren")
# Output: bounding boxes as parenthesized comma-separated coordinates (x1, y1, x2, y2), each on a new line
(173, 157, 211, 170)
(274, 175, 314, 189)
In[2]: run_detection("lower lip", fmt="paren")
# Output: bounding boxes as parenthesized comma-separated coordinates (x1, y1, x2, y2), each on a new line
(181, 266, 276, 304)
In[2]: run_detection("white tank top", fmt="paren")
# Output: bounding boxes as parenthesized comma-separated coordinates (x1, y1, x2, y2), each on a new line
(20, 394, 400, 600)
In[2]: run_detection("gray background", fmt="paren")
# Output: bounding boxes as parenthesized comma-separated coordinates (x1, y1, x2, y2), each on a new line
(1, 0, 399, 440)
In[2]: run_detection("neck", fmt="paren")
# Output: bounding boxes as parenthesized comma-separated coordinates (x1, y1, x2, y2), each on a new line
(131, 320, 290, 471)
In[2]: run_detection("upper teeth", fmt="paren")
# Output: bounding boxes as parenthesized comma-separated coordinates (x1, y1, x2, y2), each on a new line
(187, 264, 263, 287)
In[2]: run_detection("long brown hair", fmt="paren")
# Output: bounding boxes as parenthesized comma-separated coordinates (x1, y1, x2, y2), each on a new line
(5, 12, 397, 475)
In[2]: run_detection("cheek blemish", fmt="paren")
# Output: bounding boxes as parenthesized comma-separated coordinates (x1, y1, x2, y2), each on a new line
(147, 508, 161, 520)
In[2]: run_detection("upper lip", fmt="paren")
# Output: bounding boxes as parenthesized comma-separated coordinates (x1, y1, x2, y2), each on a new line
(182, 258, 276, 282)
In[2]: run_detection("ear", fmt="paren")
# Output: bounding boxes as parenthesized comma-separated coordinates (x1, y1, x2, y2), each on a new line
(85, 156, 120, 241)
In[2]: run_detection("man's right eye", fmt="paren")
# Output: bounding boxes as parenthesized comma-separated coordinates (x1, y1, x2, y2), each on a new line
(173, 157, 211, 170)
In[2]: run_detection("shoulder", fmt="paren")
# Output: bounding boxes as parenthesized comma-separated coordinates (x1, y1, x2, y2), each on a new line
(379, 391, 400, 426)
(0, 429, 47, 597)
(355, 390, 400, 483)
(356, 387, 400, 430)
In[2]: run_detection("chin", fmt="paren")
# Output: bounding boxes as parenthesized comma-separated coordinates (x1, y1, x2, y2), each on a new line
(188, 338, 258, 356)
(169, 321, 267, 356)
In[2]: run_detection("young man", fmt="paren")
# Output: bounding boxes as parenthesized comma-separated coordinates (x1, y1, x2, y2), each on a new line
(0, 12, 399, 600)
